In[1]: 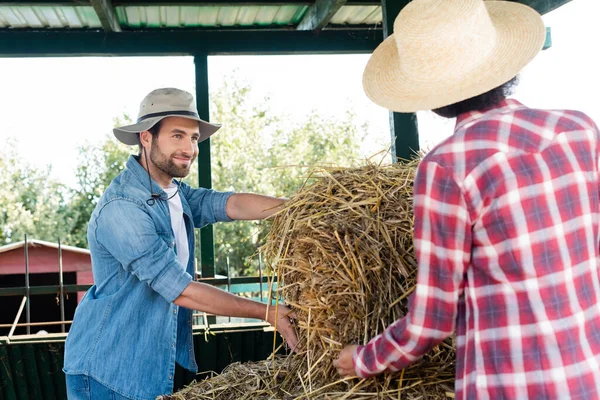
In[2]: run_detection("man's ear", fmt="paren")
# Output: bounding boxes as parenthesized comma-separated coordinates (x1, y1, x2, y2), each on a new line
(139, 130, 152, 151)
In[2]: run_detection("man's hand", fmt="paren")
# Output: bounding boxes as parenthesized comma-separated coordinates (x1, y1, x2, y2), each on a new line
(334, 345, 359, 377)
(266, 304, 298, 351)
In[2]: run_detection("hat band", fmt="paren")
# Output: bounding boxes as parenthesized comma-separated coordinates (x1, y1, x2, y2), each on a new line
(137, 110, 199, 123)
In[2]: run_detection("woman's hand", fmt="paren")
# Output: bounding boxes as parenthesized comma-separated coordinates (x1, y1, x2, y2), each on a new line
(333, 345, 359, 377)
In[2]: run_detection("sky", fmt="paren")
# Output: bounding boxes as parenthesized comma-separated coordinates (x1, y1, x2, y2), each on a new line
(0, 0, 597, 188)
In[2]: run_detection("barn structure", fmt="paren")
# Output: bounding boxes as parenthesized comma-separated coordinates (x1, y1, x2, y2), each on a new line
(0, 0, 573, 398)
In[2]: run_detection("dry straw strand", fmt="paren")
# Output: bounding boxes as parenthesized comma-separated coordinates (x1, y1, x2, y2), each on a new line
(163, 160, 456, 400)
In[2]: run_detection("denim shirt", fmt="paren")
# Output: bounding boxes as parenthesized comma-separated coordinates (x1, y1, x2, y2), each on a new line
(64, 155, 234, 400)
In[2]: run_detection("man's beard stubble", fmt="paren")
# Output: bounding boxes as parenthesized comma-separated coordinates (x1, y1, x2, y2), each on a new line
(149, 140, 195, 178)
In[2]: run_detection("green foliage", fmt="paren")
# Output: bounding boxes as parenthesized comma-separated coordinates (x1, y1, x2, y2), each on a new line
(0, 139, 70, 244)
(206, 79, 365, 276)
(0, 127, 132, 247)
(1, 79, 366, 277)
(64, 129, 132, 247)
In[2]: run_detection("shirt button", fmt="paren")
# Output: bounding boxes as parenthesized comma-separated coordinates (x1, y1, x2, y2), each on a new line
(170, 241, 175, 247)
(172, 343, 175, 348)
(169, 375, 173, 380)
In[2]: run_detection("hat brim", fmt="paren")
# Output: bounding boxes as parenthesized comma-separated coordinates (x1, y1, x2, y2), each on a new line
(113, 115, 222, 146)
(362, 1, 546, 113)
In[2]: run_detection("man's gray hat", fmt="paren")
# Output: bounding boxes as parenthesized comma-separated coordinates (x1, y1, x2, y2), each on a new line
(113, 88, 221, 145)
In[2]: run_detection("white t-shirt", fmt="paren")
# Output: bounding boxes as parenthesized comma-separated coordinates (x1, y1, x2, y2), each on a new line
(163, 183, 189, 268)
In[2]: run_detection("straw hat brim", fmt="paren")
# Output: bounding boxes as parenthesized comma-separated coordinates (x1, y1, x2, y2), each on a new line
(113, 115, 222, 146)
(362, 1, 546, 113)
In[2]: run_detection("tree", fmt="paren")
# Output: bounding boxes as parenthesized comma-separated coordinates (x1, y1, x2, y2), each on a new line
(64, 116, 133, 247)
(1, 78, 367, 278)
(74, 80, 366, 276)
(203, 79, 366, 276)
(0, 139, 71, 244)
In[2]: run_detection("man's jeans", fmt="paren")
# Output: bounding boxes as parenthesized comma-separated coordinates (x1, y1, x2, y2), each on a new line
(66, 374, 134, 400)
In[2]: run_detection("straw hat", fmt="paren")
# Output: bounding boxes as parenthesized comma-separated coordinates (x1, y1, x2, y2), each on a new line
(113, 88, 221, 145)
(362, 0, 546, 113)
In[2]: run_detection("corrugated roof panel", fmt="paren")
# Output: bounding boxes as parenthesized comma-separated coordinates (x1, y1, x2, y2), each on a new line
(59, 7, 91, 28)
(0, 12, 6, 28)
(144, 6, 161, 27)
(115, 6, 306, 28)
(0, 7, 26, 27)
(33, 6, 63, 28)
(16, 6, 43, 27)
(362, 6, 382, 25)
(165, 6, 181, 27)
(115, 7, 127, 26)
(181, 6, 202, 26)
(197, 7, 219, 26)
(7, 6, 42, 28)
(122, 6, 142, 28)
(74, 7, 102, 28)
(216, 6, 238, 26)
(329, 7, 352, 25)
(331, 5, 381, 25)
(237, 6, 260, 26)
(0, 6, 100, 28)
(291, 5, 309, 24)
(272, 5, 302, 25)
(254, 6, 277, 25)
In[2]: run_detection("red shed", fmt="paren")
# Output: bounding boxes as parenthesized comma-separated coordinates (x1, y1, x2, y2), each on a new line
(0, 239, 94, 335)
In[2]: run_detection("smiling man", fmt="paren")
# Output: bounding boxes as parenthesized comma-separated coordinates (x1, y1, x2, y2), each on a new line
(63, 88, 297, 400)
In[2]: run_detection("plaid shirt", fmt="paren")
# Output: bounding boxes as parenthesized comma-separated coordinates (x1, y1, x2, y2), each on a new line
(353, 100, 600, 399)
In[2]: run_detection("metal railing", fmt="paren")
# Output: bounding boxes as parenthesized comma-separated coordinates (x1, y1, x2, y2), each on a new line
(0, 235, 278, 337)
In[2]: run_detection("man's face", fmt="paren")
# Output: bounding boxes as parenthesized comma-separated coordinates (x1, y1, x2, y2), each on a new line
(149, 116, 200, 178)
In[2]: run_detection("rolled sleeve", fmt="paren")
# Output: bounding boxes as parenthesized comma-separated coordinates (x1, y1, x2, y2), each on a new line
(94, 199, 192, 302)
(181, 183, 235, 227)
(211, 190, 234, 222)
(151, 260, 193, 303)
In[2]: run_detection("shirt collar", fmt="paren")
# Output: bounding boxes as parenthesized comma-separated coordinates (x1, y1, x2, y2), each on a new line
(455, 99, 527, 132)
(126, 154, 167, 197)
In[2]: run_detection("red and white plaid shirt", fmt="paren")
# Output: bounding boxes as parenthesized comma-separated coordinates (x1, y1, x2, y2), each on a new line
(354, 99, 600, 399)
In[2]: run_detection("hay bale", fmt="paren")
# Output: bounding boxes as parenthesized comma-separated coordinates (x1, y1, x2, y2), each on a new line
(166, 161, 455, 399)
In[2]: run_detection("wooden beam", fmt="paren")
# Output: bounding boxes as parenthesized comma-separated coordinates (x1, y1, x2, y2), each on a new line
(0, 29, 381, 56)
(296, 0, 347, 31)
(90, 0, 122, 32)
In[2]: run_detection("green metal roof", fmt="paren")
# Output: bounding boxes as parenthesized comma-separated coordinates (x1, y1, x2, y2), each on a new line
(0, 0, 572, 57)
(0, 3, 382, 30)
(114, 5, 310, 28)
(0, 5, 101, 28)
(0, 1, 572, 31)
(330, 5, 380, 25)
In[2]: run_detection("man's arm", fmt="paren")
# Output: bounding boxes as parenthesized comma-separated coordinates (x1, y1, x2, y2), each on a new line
(94, 200, 193, 303)
(225, 193, 287, 220)
(174, 281, 297, 350)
